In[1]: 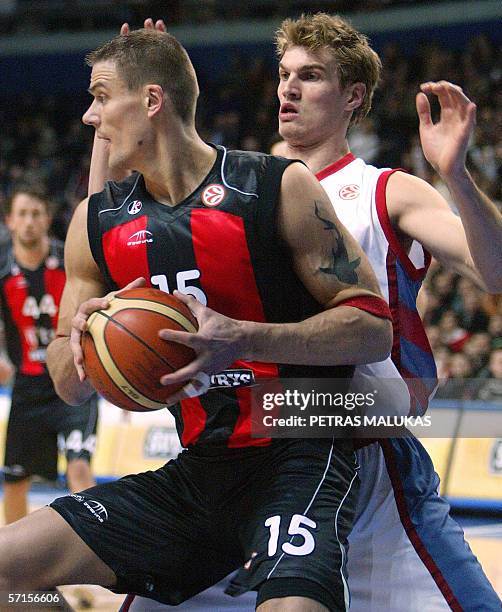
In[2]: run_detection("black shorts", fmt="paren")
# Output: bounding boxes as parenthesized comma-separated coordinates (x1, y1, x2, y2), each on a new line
(3, 393, 98, 483)
(50, 438, 358, 610)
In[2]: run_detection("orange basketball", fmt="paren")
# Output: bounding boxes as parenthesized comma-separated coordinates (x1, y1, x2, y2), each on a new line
(82, 288, 198, 411)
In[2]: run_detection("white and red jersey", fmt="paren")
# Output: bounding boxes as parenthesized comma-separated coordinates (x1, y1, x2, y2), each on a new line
(318, 153, 437, 415)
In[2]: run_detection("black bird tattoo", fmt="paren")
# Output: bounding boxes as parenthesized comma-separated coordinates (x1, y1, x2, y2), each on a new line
(314, 201, 360, 284)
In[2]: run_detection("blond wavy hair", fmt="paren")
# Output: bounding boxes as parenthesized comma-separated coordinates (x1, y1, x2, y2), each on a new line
(276, 13, 381, 126)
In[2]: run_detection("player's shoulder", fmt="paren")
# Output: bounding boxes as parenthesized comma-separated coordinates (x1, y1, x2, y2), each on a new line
(222, 146, 303, 176)
(215, 145, 303, 199)
(89, 172, 142, 211)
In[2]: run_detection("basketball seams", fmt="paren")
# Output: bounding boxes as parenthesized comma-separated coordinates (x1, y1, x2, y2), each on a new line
(86, 311, 168, 410)
(98, 310, 179, 372)
(109, 296, 197, 333)
(83, 290, 198, 411)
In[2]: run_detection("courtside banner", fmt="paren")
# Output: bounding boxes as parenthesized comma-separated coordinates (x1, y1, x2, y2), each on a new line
(250, 378, 502, 439)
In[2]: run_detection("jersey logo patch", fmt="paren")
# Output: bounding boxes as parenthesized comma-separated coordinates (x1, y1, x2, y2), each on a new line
(127, 230, 153, 246)
(71, 494, 109, 523)
(128, 200, 143, 215)
(338, 184, 360, 200)
(202, 184, 226, 207)
(209, 369, 256, 389)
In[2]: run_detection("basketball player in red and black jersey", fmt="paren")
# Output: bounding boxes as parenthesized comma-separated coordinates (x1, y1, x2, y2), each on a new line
(0, 30, 392, 611)
(0, 188, 97, 524)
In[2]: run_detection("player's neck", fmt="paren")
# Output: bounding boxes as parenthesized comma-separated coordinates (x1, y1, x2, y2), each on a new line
(283, 136, 351, 176)
(13, 236, 50, 270)
(141, 128, 217, 207)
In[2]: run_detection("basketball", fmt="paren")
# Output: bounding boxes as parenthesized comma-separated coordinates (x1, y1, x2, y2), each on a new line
(82, 288, 198, 411)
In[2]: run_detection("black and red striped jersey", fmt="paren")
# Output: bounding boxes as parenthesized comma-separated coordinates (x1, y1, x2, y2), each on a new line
(88, 145, 353, 448)
(0, 241, 66, 401)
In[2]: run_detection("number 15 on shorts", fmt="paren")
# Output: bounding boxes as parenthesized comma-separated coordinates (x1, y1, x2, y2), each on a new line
(265, 514, 317, 556)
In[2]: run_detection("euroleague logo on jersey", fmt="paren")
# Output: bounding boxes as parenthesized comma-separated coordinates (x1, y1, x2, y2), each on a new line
(338, 184, 360, 200)
(128, 200, 143, 215)
(202, 184, 226, 207)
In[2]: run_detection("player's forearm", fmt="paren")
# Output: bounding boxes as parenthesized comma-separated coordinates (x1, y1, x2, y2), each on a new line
(240, 306, 392, 366)
(46, 337, 94, 405)
(444, 168, 502, 293)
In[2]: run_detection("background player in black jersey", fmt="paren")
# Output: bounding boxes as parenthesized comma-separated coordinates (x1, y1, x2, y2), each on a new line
(0, 29, 392, 611)
(0, 187, 97, 524)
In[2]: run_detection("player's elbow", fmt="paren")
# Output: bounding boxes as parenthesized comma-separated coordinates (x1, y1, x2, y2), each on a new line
(52, 378, 89, 406)
(364, 316, 393, 363)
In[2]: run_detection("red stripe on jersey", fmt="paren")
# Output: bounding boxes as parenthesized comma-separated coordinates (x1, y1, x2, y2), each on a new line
(43, 267, 66, 330)
(398, 301, 433, 354)
(102, 217, 150, 288)
(375, 169, 430, 281)
(191, 209, 272, 447)
(337, 295, 392, 320)
(227, 387, 271, 448)
(190, 209, 266, 321)
(380, 440, 463, 611)
(228, 359, 278, 448)
(315, 153, 356, 181)
(180, 397, 207, 447)
(3, 274, 44, 375)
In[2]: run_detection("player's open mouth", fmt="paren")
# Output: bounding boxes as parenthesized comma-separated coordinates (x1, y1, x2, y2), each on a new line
(279, 103, 299, 120)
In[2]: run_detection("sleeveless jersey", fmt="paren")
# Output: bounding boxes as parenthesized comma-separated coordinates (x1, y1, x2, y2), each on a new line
(88, 145, 354, 448)
(317, 153, 437, 416)
(0, 241, 66, 402)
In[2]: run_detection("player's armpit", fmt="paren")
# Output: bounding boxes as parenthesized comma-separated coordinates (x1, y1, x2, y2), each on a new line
(278, 162, 383, 307)
(386, 171, 485, 289)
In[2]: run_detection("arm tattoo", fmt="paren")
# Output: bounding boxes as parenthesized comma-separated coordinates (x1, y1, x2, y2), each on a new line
(314, 201, 360, 285)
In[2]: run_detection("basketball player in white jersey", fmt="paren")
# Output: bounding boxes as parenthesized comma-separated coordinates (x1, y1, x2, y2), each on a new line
(276, 13, 502, 612)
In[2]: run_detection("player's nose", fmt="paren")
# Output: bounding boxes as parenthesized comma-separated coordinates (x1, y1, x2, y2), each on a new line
(82, 102, 100, 128)
(281, 78, 301, 101)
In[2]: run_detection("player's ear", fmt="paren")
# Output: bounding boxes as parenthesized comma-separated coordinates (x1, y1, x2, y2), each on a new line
(144, 84, 164, 117)
(345, 82, 366, 112)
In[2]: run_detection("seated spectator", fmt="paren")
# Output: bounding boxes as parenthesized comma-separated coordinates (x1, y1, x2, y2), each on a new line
(463, 332, 492, 375)
(438, 310, 470, 352)
(436, 352, 476, 400)
(453, 280, 490, 333)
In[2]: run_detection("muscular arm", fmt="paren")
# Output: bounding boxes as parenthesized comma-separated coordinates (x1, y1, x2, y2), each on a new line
(240, 162, 392, 365)
(158, 163, 392, 396)
(46, 199, 107, 404)
(388, 171, 502, 293)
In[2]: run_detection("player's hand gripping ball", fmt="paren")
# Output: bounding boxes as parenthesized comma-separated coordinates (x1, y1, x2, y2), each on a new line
(82, 288, 198, 411)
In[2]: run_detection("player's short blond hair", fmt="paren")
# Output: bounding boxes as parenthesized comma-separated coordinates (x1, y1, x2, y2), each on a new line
(86, 29, 199, 124)
(275, 13, 381, 126)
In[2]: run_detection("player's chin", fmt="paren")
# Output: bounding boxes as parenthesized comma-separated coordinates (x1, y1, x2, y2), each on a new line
(278, 123, 305, 146)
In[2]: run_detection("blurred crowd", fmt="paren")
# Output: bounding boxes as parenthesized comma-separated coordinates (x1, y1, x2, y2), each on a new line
(0, 1, 452, 34)
(0, 29, 501, 401)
